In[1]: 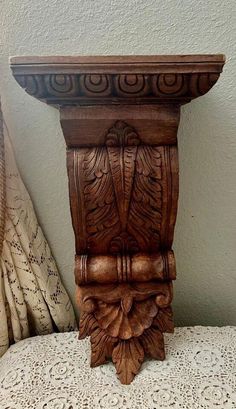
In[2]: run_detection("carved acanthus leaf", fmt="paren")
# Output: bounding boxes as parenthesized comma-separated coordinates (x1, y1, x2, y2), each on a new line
(112, 338, 144, 385)
(94, 297, 158, 339)
(152, 306, 174, 333)
(128, 145, 162, 252)
(106, 121, 140, 230)
(140, 327, 165, 360)
(78, 282, 172, 340)
(83, 147, 120, 249)
(109, 231, 139, 254)
(106, 121, 140, 147)
(90, 327, 117, 367)
(77, 282, 174, 384)
(78, 122, 166, 254)
(78, 312, 98, 340)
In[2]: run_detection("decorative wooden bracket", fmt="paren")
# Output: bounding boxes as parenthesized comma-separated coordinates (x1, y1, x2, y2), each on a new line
(11, 55, 225, 384)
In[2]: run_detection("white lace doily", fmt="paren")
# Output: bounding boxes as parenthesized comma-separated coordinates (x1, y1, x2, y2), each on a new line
(0, 327, 235, 408)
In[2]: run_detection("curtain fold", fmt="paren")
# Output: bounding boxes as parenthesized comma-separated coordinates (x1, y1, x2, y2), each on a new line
(0, 102, 77, 357)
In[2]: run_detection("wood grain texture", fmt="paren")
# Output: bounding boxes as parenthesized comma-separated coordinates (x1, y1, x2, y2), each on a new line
(60, 105, 180, 147)
(10, 55, 225, 384)
(10, 54, 226, 64)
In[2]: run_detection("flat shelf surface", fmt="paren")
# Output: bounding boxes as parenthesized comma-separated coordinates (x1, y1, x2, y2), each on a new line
(11, 54, 225, 65)
(10, 55, 225, 75)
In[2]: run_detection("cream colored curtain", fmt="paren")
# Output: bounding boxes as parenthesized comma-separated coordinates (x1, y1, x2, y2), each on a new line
(0, 103, 77, 357)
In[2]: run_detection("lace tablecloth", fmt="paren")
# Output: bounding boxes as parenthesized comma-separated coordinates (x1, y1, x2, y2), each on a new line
(0, 327, 235, 409)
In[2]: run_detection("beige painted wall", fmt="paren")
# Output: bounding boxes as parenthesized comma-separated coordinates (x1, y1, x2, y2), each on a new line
(0, 0, 236, 326)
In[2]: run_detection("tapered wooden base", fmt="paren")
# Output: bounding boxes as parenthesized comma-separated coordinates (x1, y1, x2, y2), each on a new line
(11, 55, 225, 384)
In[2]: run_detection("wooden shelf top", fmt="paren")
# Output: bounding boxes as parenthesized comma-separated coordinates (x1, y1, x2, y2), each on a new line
(10, 54, 225, 106)
(10, 54, 225, 63)
(10, 54, 225, 74)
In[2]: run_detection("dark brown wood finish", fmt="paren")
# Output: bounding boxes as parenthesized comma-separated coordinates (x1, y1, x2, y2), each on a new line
(10, 55, 225, 384)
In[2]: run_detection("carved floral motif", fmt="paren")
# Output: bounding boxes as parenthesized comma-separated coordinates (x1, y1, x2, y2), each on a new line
(77, 282, 173, 384)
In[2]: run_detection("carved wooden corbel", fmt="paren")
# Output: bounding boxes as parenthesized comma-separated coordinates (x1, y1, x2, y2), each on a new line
(11, 55, 225, 384)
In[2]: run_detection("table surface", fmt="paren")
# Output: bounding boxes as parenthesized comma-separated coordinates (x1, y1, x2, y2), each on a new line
(0, 326, 235, 409)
